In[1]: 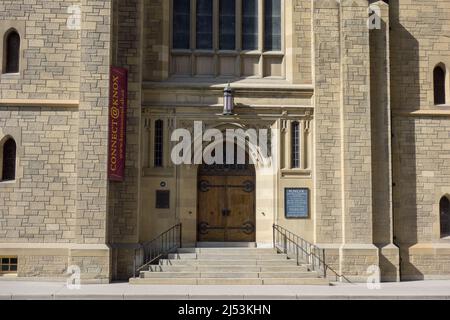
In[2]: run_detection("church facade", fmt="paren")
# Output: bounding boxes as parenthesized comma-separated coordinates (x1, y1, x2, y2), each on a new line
(0, 0, 450, 283)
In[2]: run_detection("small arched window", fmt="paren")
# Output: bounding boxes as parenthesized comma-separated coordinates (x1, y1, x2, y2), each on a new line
(1, 137, 16, 181)
(291, 121, 300, 169)
(434, 65, 446, 105)
(154, 120, 164, 167)
(3, 29, 20, 74)
(440, 196, 450, 238)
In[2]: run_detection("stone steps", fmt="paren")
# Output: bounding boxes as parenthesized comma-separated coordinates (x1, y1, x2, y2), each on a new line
(130, 247, 329, 286)
(148, 265, 309, 272)
(195, 242, 257, 248)
(141, 271, 319, 279)
(129, 278, 330, 286)
(159, 259, 302, 266)
(177, 248, 276, 254)
(167, 253, 288, 260)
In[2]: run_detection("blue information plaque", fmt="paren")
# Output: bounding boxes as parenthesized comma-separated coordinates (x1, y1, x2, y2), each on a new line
(285, 188, 309, 219)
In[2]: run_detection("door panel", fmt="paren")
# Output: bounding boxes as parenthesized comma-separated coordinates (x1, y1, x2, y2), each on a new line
(225, 176, 255, 242)
(197, 176, 226, 242)
(197, 172, 255, 242)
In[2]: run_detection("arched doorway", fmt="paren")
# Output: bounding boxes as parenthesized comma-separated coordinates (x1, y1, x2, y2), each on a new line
(197, 143, 256, 242)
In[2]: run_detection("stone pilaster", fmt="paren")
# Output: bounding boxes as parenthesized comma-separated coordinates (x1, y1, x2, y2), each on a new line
(338, 0, 378, 281)
(108, 0, 143, 280)
(75, 0, 113, 281)
(313, 0, 343, 245)
(369, 1, 399, 282)
(292, 0, 312, 84)
(314, 0, 379, 282)
(312, 0, 343, 277)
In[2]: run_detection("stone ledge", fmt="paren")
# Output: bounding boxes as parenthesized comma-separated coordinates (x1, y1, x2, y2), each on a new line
(340, 243, 379, 252)
(143, 80, 314, 92)
(407, 243, 450, 254)
(0, 243, 109, 249)
(0, 277, 110, 284)
(0, 244, 110, 256)
(0, 99, 79, 108)
(313, 0, 339, 9)
(394, 109, 450, 117)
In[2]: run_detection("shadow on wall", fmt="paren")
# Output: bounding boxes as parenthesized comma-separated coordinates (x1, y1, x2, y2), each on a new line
(370, 14, 399, 281)
(389, 0, 423, 280)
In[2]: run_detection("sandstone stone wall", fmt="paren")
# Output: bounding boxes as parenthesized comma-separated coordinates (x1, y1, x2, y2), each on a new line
(340, 0, 374, 245)
(391, 0, 450, 280)
(0, 107, 78, 243)
(3, 0, 450, 283)
(393, 117, 450, 244)
(109, 0, 141, 246)
(370, 2, 393, 246)
(312, 0, 343, 244)
(401, 246, 450, 280)
(369, 2, 400, 281)
(0, 0, 81, 100)
(312, 0, 381, 281)
(0, 0, 112, 282)
(108, 0, 143, 280)
(18, 254, 68, 278)
(143, 0, 166, 81)
(76, 0, 111, 246)
(390, 0, 450, 112)
(292, 0, 312, 84)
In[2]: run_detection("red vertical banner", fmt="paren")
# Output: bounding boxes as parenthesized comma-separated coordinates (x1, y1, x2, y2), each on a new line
(108, 66, 128, 182)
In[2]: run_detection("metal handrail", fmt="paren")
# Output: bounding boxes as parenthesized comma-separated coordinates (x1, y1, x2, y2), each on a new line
(273, 224, 351, 283)
(133, 223, 182, 277)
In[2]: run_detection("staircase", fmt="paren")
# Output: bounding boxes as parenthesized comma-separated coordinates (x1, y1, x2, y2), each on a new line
(130, 247, 330, 285)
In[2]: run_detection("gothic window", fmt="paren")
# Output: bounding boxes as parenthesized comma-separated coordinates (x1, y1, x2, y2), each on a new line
(1, 137, 16, 181)
(434, 65, 446, 105)
(3, 29, 20, 74)
(264, 0, 281, 51)
(173, 0, 191, 49)
(196, 0, 213, 49)
(242, 0, 258, 50)
(154, 120, 164, 167)
(170, 0, 284, 78)
(219, 0, 236, 50)
(291, 121, 300, 169)
(440, 196, 450, 238)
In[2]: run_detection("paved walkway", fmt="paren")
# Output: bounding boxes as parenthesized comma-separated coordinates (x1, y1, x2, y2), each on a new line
(1, 280, 450, 299)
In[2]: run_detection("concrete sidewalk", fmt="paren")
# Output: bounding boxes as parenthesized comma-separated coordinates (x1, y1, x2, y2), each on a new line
(0, 280, 450, 300)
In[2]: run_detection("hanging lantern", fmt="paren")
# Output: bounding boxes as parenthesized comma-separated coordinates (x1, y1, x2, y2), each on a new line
(223, 83, 234, 115)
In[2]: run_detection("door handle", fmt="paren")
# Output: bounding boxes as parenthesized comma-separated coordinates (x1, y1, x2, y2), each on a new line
(222, 209, 231, 216)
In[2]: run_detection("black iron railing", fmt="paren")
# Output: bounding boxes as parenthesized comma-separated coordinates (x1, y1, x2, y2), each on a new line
(133, 223, 182, 277)
(273, 224, 350, 283)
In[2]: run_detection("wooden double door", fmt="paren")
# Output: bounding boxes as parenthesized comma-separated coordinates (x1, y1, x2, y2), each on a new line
(197, 165, 256, 242)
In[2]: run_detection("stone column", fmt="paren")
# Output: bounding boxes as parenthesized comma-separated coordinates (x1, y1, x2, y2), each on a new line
(108, 0, 144, 280)
(73, 0, 113, 282)
(338, 0, 378, 281)
(369, 1, 400, 282)
(313, 0, 343, 273)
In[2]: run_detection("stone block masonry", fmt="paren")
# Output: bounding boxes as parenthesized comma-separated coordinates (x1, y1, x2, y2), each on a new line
(0, 107, 78, 243)
(76, 0, 111, 246)
(313, 0, 343, 245)
(0, 0, 113, 282)
(313, 0, 379, 281)
(393, 115, 450, 280)
(0, 0, 81, 101)
(108, 0, 143, 280)
(1, 0, 450, 284)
